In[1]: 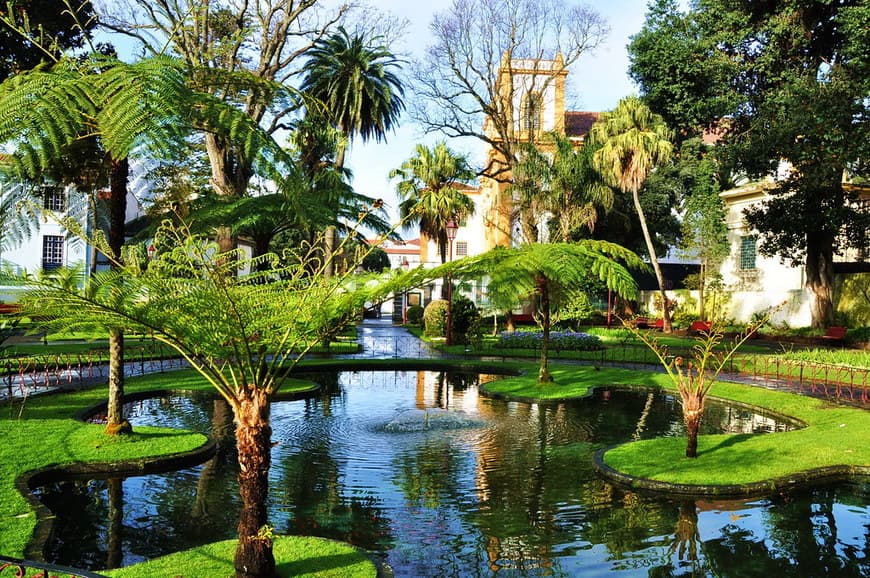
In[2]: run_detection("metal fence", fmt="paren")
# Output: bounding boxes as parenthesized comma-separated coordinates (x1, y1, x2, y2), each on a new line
(2, 337, 867, 407)
(0, 556, 105, 578)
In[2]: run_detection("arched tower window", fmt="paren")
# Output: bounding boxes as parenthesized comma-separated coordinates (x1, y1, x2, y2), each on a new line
(523, 91, 542, 135)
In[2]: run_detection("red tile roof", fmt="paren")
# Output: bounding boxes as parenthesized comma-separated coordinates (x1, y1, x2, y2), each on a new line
(565, 111, 600, 138)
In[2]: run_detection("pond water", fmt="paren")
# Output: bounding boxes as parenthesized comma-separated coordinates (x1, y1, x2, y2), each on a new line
(35, 371, 869, 577)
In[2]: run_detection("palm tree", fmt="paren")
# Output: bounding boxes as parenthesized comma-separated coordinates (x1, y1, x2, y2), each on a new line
(300, 26, 405, 168)
(590, 97, 674, 331)
(463, 241, 645, 383)
(393, 142, 476, 263)
(512, 133, 613, 243)
(0, 54, 298, 578)
(300, 27, 405, 275)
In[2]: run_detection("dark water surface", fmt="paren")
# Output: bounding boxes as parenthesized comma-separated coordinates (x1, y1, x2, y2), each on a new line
(36, 371, 869, 577)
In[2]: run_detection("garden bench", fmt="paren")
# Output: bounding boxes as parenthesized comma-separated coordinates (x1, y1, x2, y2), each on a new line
(634, 317, 649, 329)
(688, 320, 712, 334)
(820, 326, 847, 346)
(0, 304, 21, 316)
(650, 318, 664, 330)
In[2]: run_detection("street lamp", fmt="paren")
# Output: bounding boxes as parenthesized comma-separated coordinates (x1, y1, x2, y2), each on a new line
(147, 244, 156, 261)
(445, 219, 458, 346)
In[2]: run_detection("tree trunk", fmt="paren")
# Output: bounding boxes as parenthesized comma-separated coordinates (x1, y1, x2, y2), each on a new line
(537, 276, 553, 383)
(805, 232, 836, 329)
(323, 225, 336, 277)
(682, 392, 704, 458)
(205, 133, 254, 199)
(697, 260, 706, 321)
(632, 189, 672, 333)
(105, 158, 130, 435)
(234, 388, 276, 578)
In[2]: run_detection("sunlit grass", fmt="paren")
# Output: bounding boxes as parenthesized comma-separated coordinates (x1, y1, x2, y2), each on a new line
(101, 536, 376, 578)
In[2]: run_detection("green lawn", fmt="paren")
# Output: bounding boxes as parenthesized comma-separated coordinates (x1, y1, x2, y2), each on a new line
(101, 536, 376, 578)
(481, 363, 870, 492)
(0, 369, 315, 561)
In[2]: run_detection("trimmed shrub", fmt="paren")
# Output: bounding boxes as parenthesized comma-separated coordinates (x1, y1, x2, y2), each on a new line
(406, 305, 424, 326)
(450, 295, 481, 345)
(423, 299, 448, 337)
(495, 330, 602, 351)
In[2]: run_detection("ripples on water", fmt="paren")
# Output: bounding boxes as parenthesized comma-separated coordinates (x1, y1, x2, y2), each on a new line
(38, 370, 869, 577)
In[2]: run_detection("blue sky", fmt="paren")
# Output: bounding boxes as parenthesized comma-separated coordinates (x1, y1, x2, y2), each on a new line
(344, 0, 650, 218)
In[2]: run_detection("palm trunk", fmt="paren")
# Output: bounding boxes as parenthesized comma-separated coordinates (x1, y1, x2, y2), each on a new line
(105, 328, 130, 434)
(234, 388, 276, 578)
(537, 276, 553, 383)
(632, 189, 672, 333)
(697, 260, 706, 321)
(682, 392, 704, 458)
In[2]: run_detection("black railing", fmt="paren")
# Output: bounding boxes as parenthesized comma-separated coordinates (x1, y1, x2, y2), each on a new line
(0, 556, 105, 578)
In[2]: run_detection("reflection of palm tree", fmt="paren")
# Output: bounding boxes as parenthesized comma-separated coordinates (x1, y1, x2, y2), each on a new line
(669, 500, 700, 564)
(192, 398, 235, 522)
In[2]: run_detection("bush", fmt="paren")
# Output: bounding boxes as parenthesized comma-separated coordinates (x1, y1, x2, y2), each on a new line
(495, 330, 602, 351)
(847, 326, 870, 344)
(406, 305, 424, 326)
(450, 295, 481, 345)
(423, 300, 448, 337)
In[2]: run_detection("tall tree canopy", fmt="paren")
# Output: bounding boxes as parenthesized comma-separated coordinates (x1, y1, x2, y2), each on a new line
(412, 0, 608, 181)
(591, 96, 674, 331)
(0, 0, 97, 80)
(628, 0, 870, 328)
(393, 142, 476, 265)
(511, 132, 613, 243)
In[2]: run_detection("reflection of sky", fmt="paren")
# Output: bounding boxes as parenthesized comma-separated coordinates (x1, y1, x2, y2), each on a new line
(42, 372, 870, 576)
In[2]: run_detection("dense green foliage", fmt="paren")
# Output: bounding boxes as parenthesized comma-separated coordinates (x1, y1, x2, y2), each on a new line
(423, 299, 448, 338)
(0, 0, 96, 81)
(405, 304, 424, 325)
(628, 0, 870, 328)
(449, 294, 480, 345)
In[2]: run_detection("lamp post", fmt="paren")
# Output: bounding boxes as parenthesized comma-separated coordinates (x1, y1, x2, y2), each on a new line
(147, 244, 156, 261)
(445, 219, 458, 346)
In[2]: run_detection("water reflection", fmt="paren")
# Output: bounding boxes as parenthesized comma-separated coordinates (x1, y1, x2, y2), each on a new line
(36, 371, 868, 577)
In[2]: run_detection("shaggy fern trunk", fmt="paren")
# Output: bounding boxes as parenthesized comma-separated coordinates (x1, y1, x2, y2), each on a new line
(234, 388, 276, 578)
(105, 158, 130, 435)
(536, 276, 553, 383)
(682, 391, 704, 458)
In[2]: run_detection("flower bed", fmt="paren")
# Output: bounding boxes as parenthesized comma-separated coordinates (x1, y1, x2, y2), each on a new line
(495, 330, 602, 351)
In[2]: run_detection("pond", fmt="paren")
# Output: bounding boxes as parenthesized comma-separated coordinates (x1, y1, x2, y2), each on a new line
(35, 370, 869, 577)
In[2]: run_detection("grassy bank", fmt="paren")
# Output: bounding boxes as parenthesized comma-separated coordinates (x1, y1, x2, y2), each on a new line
(480, 363, 870, 489)
(101, 536, 376, 578)
(0, 369, 314, 560)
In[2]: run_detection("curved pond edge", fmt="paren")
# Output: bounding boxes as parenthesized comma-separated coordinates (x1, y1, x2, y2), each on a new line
(593, 448, 870, 498)
(19, 436, 218, 562)
(477, 379, 870, 498)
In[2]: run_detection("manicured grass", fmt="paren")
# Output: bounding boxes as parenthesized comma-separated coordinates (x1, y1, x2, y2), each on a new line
(480, 361, 870, 490)
(0, 369, 315, 560)
(101, 535, 376, 578)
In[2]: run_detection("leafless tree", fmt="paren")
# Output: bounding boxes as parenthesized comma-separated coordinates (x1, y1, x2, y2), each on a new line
(412, 0, 608, 181)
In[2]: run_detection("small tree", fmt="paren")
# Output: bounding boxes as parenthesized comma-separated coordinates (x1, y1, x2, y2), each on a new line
(463, 241, 645, 383)
(623, 313, 774, 458)
(22, 217, 432, 578)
